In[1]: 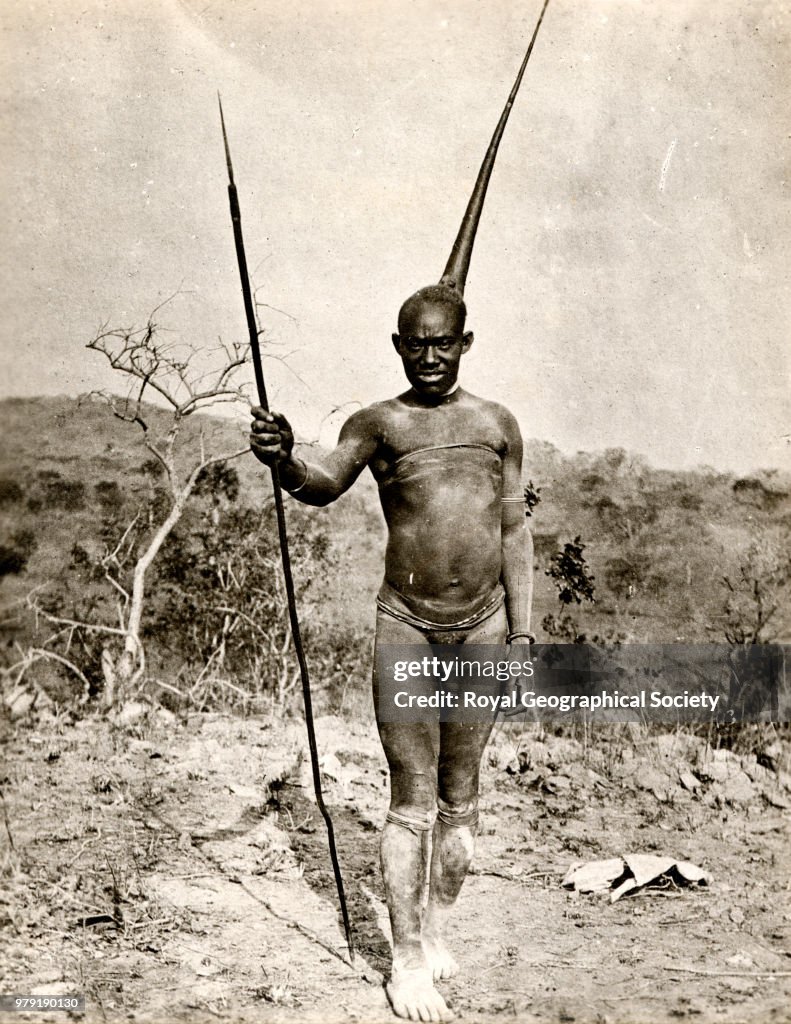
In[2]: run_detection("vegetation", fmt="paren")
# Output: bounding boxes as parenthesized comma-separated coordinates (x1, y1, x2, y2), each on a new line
(1, 393, 789, 716)
(0, 390, 372, 714)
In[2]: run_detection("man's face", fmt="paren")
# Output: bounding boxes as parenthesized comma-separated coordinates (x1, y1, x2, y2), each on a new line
(392, 300, 473, 397)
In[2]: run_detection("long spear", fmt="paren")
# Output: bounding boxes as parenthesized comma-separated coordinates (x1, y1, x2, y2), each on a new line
(217, 95, 354, 963)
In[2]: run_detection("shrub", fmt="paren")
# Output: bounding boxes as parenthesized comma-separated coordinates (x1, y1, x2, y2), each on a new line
(44, 479, 86, 511)
(194, 462, 240, 503)
(523, 481, 541, 517)
(139, 458, 165, 479)
(678, 490, 703, 511)
(144, 500, 352, 698)
(604, 554, 650, 599)
(0, 478, 24, 506)
(95, 480, 122, 510)
(546, 537, 595, 605)
(0, 544, 28, 577)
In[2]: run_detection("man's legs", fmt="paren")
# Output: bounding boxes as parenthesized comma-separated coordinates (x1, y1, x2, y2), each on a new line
(421, 721, 493, 980)
(373, 604, 506, 1019)
(373, 610, 451, 1021)
(423, 607, 505, 980)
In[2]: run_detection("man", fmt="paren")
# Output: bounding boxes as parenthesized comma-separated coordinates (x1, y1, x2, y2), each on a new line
(250, 24, 543, 1023)
(250, 282, 533, 1022)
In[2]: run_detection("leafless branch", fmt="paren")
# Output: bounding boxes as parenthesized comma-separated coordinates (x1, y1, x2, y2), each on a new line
(26, 593, 127, 638)
(104, 514, 141, 567)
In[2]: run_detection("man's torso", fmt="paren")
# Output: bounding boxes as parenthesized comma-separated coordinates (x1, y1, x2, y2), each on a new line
(366, 389, 511, 625)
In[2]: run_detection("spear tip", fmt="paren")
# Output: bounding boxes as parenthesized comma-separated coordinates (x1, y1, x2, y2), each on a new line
(217, 91, 235, 184)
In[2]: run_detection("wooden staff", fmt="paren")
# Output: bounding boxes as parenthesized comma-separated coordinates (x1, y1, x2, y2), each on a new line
(218, 95, 354, 963)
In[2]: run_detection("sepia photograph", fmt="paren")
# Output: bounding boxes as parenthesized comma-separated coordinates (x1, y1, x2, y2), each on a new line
(1, 1, 790, 1022)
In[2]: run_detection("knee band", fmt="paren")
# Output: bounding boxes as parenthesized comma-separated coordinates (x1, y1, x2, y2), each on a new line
(386, 808, 435, 833)
(436, 796, 479, 829)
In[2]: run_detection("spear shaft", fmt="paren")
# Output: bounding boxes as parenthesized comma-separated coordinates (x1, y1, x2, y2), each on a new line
(218, 95, 354, 963)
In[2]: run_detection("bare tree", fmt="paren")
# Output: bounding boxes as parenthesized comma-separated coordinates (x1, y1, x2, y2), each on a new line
(75, 295, 251, 703)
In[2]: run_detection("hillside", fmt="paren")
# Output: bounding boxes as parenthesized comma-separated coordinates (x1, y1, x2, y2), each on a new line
(0, 394, 384, 625)
(1, 396, 790, 702)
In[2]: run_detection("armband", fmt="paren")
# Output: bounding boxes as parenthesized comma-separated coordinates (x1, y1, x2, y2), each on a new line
(283, 457, 309, 494)
(507, 631, 537, 644)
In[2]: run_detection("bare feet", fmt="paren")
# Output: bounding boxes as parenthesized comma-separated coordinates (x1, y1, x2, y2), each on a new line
(422, 934, 460, 982)
(386, 964, 455, 1022)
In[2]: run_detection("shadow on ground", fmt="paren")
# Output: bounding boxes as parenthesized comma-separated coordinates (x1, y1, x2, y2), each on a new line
(271, 784, 392, 974)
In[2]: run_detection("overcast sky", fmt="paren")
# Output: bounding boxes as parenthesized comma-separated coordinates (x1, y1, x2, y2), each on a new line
(2, 0, 789, 472)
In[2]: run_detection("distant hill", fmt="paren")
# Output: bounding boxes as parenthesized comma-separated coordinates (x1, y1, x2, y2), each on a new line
(0, 396, 384, 644)
(2, 397, 789, 668)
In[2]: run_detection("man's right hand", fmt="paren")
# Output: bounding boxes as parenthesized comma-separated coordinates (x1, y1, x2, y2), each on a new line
(250, 407, 294, 467)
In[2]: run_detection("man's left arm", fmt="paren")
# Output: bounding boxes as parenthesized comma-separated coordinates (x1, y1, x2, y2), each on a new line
(499, 411, 534, 646)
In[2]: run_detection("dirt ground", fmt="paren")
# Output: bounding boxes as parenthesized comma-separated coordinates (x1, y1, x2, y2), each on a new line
(1, 704, 790, 1024)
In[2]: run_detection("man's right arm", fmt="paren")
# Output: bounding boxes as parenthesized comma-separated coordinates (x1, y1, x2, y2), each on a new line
(250, 406, 378, 507)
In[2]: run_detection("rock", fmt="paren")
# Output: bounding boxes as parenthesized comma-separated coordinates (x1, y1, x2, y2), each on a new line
(561, 858, 625, 893)
(762, 789, 791, 809)
(319, 752, 346, 781)
(543, 773, 572, 793)
(585, 767, 609, 787)
(675, 861, 709, 884)
(564, 854, 709, 900)
(679, 771, 701, 792)
(114, 701, 149, 727)
(610, 877, 639, 903)
(720, 771, 756, 805)
(248, 819, 290, 852)
(635, 765, 672, 792)
(624, 854, 677, 887)
(31, 983, 72, 996)
(319, 752, 361, 791)
(758, 742, 787, 774)
(696, 760, 732, 784)
(8, 688, 35, 720)
(741, 759, 772, 784)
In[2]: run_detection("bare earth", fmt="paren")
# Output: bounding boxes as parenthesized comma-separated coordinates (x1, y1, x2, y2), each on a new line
(1, 707, 790, 1024)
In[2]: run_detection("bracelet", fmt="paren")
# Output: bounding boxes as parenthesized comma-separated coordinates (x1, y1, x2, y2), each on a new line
(507, 631, 536, 644)
(283, 457, 309, 495)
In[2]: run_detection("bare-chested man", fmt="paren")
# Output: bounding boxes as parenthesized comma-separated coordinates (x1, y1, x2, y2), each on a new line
(250, 283, 534, 1022)
(249, 19, 547, 1019)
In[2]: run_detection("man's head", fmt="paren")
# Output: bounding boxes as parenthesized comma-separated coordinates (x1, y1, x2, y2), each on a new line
(397, 284, 466, 336)
(392, 285, 473, 397)
(389, 28, 541, 398)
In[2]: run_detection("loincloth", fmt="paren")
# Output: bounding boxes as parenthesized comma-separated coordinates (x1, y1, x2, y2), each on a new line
(376, 580, 505, 644)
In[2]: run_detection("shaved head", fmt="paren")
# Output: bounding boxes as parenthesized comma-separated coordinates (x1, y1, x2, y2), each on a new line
(397, 284, 467, 336)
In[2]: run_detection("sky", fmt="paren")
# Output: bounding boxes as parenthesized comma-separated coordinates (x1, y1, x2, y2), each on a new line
(1, 0, 789, 473)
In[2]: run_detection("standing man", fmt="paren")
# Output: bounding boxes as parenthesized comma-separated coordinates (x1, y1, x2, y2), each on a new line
(250, 20, 545, 1021)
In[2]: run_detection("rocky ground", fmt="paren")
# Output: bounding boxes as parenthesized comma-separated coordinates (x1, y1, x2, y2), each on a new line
(1, 704, 790, 1023)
